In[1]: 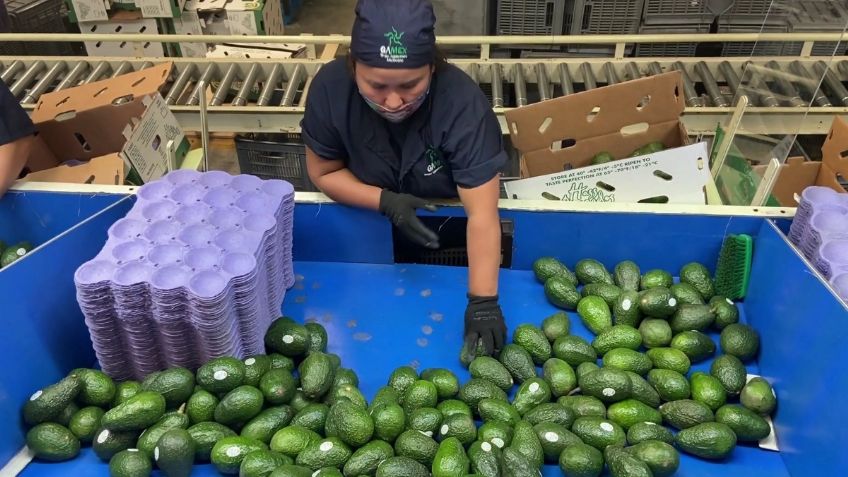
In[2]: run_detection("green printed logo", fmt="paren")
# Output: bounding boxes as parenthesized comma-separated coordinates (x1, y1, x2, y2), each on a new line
(423, 145, 444, 177)
(381, 27, 408, 63)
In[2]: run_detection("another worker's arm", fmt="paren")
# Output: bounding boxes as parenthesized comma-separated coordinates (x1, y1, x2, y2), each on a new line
(0, 135, 32, 196)
(458, 176, 501, 298)
(0, 81, 35, 197)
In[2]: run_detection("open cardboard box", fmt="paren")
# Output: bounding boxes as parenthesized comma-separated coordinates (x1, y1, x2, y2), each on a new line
(753, 116, 848, 207)
(21, 62, 188, 185)
(504, 71, 689, 178)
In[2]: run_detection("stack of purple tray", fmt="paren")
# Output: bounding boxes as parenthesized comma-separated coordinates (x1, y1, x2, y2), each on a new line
(74, 170, 295, 380)
(788, 186, 848, 305)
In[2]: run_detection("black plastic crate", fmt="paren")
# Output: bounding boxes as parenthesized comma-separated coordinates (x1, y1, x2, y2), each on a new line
(5, 0, 75, 56)
(235, 133, 318, 192)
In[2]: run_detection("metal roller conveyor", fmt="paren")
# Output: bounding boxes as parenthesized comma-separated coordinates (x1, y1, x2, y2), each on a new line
(1, 60, 25, 85)
(3, 56, 848, 136)
(673, 61, 705, 107)
(580, 63, 597, 90)
(165, 63, 197, 105)
(491, 63, 504, 108)
(557, 63, 574, 96)
(211, 64, 238, 106)
(187, 64, 217, 106)
(625, 62, 641, 81)
(84, 61, 111, 83)
(695, 61, 728, 107)
(258, 64, 284, 107)
(790, 61, 832, 107)
(9, 60, 45, 97)
(535, 63, 551, 101)
(234, 64, 261, 107)
(281, 64, 306, 107)
(111, 61, 133, 78)
(22, 61, 67, 104)
(765, 61, 807, 107)
(55, 62, 89, 91)
(816, 60, 848, 106)
(604, 62, 620, 85)
(513, 64, 527, 107)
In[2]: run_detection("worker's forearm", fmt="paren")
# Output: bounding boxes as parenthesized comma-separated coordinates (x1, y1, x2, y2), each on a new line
(0, 136, 32, 197)
(467, 210, 501, 297)
(314, 168, 382, 211)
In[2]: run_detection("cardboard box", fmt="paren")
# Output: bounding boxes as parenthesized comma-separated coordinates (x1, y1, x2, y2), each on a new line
(183, 0, 284, 36)
(78, 10, 166, 57)
(25, 62, 188, 184)
(206, 42, 305, 59)
(753, 116, 848, 207)
(19, 154, 125, 186)
(66, 0, 110, 23)
(135, 0, 185, 18)
(504, 71, 688, 178)
(503, 142, 712, 204)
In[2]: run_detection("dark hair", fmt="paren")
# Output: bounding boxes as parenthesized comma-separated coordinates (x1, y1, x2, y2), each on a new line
(345, 47, 449, 76)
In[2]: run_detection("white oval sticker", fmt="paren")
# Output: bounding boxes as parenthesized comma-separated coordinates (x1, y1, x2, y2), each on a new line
(29, 390, 43, 401)
(440, 425, 449, 435)
(600, 422, 614, 432)
(490, 438, 504, 449)
(16, 248, 26, 257)
(528, 382, 540, 393)
(621, 299, 632, 311)
(226, 447, 241, 458)
(545, 432, 559, 443)
(213, 370, 228, 381)
(481, 442, 493, 452)
(244, 358, 256, 366)
(320, 441, 334, 452)
(725, 298, 733, 306)
(282, 335, 294, 344)
(602, 387, 616, 397)
(97, 430, 110, 444)
(424, 431, 433, 437)
(669, 298, 677, 307)
(154, 447, 160, 461)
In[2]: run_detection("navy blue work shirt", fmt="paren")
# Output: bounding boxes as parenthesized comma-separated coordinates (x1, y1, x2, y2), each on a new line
(301, 58, 506, 199)
(0, 81, 35, 145)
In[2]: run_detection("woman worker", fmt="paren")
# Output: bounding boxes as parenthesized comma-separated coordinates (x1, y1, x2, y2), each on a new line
(302, 0, 507, 357)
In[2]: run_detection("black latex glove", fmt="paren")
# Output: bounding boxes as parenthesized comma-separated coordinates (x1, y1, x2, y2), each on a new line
(378, 189, 440, 250)
(463, 294, 507, 358)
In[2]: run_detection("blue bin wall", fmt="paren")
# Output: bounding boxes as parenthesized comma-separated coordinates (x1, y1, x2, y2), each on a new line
(746, 221, 848, 476)
(0, 194, 133, 466)
(0, 191, 125, 248)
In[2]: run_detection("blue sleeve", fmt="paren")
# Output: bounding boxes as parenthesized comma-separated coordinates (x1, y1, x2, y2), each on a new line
(300, 69, 347, 161)
(443, 89, 507, 189)
(0, 81, 35, 145)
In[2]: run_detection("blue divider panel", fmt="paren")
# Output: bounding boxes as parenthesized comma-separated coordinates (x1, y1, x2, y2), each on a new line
(0, 195, 133, 467)
(746, 221, 848, 477)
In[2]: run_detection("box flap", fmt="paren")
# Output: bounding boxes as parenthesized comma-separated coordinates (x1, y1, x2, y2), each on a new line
(820, 115, 848, 185)
(19, 154, 125, 185)
(753, 157, 821, 207)
(505, 71, 685, 154)
(32, 62, 172, 123)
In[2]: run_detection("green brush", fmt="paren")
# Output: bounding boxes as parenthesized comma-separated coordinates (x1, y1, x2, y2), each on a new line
(715, 234, 753, 300)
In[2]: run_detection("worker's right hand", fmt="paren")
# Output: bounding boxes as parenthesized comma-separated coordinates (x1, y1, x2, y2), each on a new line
(378, 190, 440, 249)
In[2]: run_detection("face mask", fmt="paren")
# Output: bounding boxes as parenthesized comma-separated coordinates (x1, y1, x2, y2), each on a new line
(360, 85, 429, 123)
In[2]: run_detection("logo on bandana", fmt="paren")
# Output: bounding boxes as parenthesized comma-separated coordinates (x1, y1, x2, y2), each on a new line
(423, 145, 444, 177)
(380, 27, 408, 63)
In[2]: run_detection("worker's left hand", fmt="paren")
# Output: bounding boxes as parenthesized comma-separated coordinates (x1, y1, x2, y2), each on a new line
(463, 294, 507, 358)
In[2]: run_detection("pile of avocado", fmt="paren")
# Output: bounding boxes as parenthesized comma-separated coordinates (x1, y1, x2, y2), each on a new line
(0, 240, 33, 268)
(534, 256, 775, 474)
(592, 142, 667, 165)
(23, 258, 773, 477)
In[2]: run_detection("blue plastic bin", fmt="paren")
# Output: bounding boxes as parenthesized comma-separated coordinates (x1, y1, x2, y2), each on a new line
(4, 192, 846, 476)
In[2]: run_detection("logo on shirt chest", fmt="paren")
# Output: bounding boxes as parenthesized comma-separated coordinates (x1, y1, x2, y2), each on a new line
(423, 145, 445, 177)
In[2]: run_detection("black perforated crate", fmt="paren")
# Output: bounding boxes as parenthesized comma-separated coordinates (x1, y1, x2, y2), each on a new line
(5, 0, 75, 56)
(570, 0, 644, 35)
(235, 133, 319, 192)
(496, 0, 569, 35)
